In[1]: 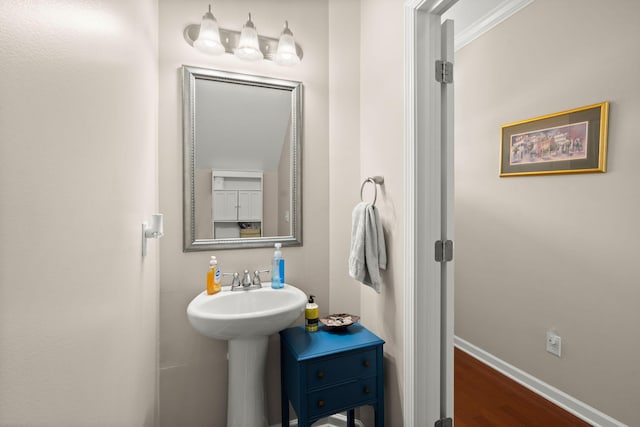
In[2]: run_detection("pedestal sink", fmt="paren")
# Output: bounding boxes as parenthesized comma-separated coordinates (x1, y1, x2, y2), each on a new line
(187, 284, 307, 427)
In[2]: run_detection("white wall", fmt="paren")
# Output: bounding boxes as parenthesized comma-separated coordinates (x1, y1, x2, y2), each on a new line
(328, 1, 410, 424)
(328, 0, 362, 321)
(158, 1, 329, 425)
(455, 0, 640, 425)
(160, 1, 410, 425)
(0, 1, 159, 426)
(358, 0, 406, 424)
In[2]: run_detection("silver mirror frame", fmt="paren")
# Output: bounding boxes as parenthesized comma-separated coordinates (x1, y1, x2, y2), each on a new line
(182, 65, 303, 251)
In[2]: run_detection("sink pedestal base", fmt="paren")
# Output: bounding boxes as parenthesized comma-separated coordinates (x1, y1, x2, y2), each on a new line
(227, 336, 269, 427)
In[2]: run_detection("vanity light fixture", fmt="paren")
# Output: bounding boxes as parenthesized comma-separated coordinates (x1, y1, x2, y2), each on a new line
(184, 5, 303, 65)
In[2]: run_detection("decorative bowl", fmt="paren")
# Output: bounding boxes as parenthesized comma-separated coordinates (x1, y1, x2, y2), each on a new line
(319, 313, 360, 330)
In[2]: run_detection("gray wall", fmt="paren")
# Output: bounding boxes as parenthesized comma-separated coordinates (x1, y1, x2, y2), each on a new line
(455, 0, 640, 424)
(0, 1, 159, 425)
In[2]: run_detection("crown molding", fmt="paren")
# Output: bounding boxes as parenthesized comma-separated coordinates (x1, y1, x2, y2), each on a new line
(454, 0, 534, 51)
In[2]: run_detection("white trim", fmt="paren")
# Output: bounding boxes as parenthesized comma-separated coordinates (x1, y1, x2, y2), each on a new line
(440, 17, 455, 421)
(454, 336, 628, 427)
(212, 169, 264, 179)
(271, 414, 364, 427)
(403, 1, 417, 424)
(453, 0, 534, 51)
(404, 1, 458, 425)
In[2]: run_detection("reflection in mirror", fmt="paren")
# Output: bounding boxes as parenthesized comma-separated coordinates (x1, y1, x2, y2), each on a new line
(182, 66, 302, 251)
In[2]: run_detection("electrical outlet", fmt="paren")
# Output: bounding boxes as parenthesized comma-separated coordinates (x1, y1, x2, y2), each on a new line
(546, 330, 562, 357)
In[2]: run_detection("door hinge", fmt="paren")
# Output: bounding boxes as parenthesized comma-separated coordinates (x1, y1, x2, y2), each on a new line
(435, 60, 453, 84)
(435, 417, 453, 427)
(435, 240, 453, 263)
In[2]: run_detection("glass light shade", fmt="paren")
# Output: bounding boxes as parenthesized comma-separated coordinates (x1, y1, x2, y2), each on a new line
(193, 5, 225, 55)
(235, 13, 263, 61)
(274, 22, 300, 66)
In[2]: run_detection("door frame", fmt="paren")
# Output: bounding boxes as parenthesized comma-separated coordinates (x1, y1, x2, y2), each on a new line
(403, 0, 458, 425)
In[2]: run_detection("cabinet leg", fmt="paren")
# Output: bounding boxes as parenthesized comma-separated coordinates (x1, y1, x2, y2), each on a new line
(281, 394, 289, 426)
(375, 404, 384, 427)
(347, 409, 355, 427)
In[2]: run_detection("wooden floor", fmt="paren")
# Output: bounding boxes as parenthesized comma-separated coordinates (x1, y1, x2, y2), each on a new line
(454, 348, 592, 426)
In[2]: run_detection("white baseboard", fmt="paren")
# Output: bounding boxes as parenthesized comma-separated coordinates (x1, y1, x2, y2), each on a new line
(270, 413, 364, 427)
(454, 336, 627, 427)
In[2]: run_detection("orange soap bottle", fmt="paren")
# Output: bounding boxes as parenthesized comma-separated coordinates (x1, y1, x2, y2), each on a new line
(206, 256, 221, 295)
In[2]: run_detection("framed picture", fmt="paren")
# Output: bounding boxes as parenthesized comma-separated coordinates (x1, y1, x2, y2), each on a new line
(500, 102, 609, 177)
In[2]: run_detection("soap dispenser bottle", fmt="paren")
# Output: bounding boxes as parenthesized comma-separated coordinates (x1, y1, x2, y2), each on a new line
(271, 243, 285, 289)
(206, 256, 221, 295)
(305, 295, 319, 332)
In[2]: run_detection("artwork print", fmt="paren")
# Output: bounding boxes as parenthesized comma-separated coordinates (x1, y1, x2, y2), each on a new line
(509, 122, 588, 166)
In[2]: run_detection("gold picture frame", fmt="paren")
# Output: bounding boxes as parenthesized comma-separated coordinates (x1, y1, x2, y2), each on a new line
(500, 102, 609, 177)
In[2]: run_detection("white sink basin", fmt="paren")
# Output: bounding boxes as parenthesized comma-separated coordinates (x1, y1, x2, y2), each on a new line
(187, 283, 307, 340)
(187, 283, 308, 426)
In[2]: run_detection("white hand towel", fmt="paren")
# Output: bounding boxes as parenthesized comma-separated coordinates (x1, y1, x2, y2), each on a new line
(349, 202, 387, 293)
(349, 202, 368, 284)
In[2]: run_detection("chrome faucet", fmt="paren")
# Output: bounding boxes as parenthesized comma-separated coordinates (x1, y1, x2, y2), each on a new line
(226, 269, 269, 291)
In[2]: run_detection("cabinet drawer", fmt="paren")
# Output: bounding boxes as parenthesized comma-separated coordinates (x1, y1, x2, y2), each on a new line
(307, 378, 377, 418)
(306, 348, 376, 389)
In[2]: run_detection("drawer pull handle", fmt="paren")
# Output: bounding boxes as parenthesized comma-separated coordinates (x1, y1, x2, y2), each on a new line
(317, 371, 325, 379)
(363, 386, 371, 394)
(363, 360, 370, 368)
(317, 400, 325, 408)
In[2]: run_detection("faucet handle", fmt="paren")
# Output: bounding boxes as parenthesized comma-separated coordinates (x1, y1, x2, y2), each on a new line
(223, 272, 240, 287)
(252, 270, 269, 286)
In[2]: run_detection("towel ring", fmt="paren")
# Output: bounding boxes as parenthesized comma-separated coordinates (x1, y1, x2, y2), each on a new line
(360, 176, 385, 206)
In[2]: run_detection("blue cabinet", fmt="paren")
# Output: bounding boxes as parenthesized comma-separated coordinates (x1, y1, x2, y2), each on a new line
(280, 324, 384, 427)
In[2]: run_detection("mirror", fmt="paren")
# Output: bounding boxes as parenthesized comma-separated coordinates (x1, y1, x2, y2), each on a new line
(182, 66, 302, 251)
